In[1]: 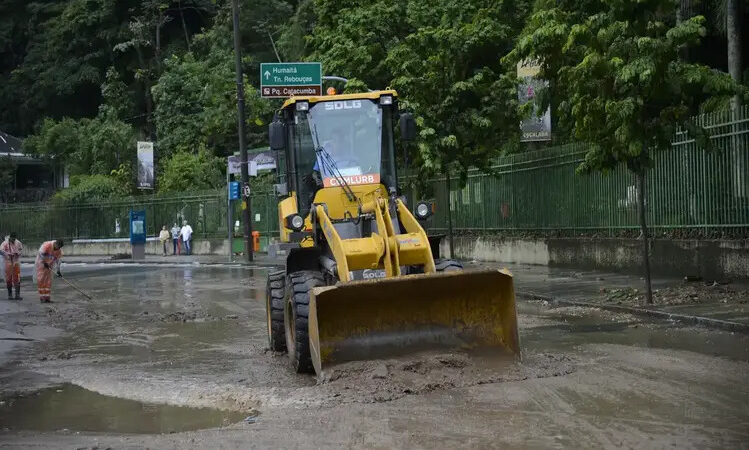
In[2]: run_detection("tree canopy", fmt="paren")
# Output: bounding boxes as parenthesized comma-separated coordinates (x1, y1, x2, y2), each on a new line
(0, 0, 745, 202)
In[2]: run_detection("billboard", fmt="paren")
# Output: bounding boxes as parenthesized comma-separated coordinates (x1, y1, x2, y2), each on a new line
(137, 141, 154, 189)
(517, 60, 552, 142)
(228, 151, 277, 175)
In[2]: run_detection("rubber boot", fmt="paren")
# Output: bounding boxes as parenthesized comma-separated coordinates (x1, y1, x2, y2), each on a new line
(14, 286, 22, 300)
(7, 286, 12, 300)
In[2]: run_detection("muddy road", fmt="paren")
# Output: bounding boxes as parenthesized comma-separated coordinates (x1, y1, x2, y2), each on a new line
(1, 264, 748, 449)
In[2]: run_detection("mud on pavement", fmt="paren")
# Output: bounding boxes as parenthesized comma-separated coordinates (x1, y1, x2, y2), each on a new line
(2, 264, 749, 449)
(1, 266, 576, 410)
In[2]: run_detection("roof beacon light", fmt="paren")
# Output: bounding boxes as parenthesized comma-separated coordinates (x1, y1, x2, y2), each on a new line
(326, 87, 337, 95)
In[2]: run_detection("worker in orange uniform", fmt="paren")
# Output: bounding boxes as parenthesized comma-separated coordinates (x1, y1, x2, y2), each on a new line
(0, 232, 23, 300)
(35, 239, 64, 303)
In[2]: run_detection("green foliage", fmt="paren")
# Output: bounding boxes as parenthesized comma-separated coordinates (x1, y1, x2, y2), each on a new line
(509, 0, 738, 174)
(152, 29, 273, 159)
(309, 0, 530, 181)
(388, 0, 528, 180)
(5, 0, 127, 134)
(341, 78, 369, 94)
(100, 67, 135, 120)
(24, 115, 136, 177)
(52, 174, 131, 204)
(310, 0, 410, 89)
(277, 0, 316, 61)
(157, 146, 224, 193)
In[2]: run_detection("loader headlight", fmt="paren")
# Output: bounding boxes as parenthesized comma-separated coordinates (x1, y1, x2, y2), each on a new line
(415, 201, 432, 220)
(380, 95, 393, 105)
(295, 101, 309, 112)
(285, 214, 305, 231)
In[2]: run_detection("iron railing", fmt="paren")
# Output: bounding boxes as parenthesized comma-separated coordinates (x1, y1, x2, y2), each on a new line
(416, 106, 749, 236)
(1, 107, 747, 241)
(0, 190, 280, 241)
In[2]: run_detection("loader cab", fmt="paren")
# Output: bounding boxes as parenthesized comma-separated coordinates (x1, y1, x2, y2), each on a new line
(270, 90, 400, 220)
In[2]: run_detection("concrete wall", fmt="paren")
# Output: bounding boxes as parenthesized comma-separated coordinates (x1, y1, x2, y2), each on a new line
(19, 239, 230, 257)
(442, 235, 749, 281)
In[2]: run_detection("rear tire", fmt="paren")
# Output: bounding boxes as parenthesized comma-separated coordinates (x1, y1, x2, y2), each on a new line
(284, 270, 325, 373)
(266, 270, 286, 352)
(435, 259, 463, 272)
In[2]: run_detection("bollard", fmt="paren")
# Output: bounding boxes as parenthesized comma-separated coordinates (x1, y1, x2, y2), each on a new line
(252, 231, 260, 252)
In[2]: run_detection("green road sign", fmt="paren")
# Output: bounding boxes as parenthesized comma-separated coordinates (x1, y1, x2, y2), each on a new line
(260, 62, 322, 98)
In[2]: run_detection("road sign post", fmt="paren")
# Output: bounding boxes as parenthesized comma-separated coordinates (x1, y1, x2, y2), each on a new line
(260, 62, 322, 98)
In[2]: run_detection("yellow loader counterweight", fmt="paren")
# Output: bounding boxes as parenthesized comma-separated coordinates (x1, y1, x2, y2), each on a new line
(264, 89, 520, 375)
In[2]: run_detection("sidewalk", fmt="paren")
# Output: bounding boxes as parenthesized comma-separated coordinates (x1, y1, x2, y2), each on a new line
(481, 262, 749, 333)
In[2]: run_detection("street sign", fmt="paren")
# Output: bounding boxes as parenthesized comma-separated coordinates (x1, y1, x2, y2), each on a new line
(228, 181, 240, 200)
(260, 62, 322, 98)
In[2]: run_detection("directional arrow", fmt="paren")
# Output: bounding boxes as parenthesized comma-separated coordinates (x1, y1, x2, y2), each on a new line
(264, 70, 271, 79)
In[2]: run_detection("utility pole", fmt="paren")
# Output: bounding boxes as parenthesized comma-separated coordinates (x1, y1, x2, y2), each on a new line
(231, 0, 253, 261)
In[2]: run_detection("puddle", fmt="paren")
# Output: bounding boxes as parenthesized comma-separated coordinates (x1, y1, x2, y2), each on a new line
(0, 384, 248, 434)
(519, 302, 749, 361)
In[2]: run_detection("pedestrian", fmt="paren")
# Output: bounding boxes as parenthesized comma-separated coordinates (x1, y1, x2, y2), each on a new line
(35, 239, 63, 303)
(0, 232, 23, 300)
(159, 225, 170, 256)
(171, 222, 181, 255)
(180, 220, 193, 256)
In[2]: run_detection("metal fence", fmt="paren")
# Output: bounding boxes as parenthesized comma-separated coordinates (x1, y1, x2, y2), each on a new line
(1, 107, 747, 241)
(420, 106, 749, 236)
(0, 190, 280, 242)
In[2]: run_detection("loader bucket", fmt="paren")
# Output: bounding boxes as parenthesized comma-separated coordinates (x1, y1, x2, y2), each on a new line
(308, 269, 519, 375)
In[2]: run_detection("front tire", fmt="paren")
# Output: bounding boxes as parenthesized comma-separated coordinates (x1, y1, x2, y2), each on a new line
(284, 270, 325, 373)
(266, 270, 286, 352)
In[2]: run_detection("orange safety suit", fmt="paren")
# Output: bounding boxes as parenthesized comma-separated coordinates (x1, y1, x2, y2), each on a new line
(0, 238, 22, 288)
(35, 241, 62, 302)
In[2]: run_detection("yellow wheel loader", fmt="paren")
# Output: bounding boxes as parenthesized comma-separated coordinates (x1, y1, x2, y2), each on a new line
(265, 89, 519, 375)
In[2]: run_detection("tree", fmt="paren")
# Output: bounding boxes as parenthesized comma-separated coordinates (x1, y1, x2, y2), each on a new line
(511, 0, 736, 303)
(309, 0, 411, 89)
(24, 115, 136, 177)
(0, 155, 16, 203)
(389, 0, 527, 181)
(277, 0, 316, 61)
(52, 174, 132, 204)
(157, 146, 224, 193)
(152, 25, 273, 159)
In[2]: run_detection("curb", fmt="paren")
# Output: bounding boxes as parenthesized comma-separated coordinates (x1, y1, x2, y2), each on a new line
(520, 292, 749, 335)
(18, 259, 282, 268)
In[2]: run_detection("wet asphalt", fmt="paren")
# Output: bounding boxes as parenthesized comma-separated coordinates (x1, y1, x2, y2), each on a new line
(0, 264, 748, 448)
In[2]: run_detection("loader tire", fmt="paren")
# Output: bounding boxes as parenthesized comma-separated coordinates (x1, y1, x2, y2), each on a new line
(284, 270, 325, 373)
(266, 270, 286, 352)
(435, 259, 463, 272)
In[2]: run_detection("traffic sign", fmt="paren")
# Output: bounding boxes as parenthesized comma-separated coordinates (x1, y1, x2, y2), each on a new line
(260, 62, 322, 98)
(228, 181, 240, 200)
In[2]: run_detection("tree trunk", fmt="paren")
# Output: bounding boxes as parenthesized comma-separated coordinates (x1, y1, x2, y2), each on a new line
(727, 0, 746, 198)
(134, 46, 154, 139)
(444, 166, 454, 259)
(155, 14, 162, 73)
(637, 171, 653, 305)
(676, 0, 689, 60)
(727, 0, 742, 110)
(178, 0, 191, 51)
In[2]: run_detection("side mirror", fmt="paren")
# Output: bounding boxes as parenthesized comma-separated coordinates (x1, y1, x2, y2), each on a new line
(269, 121, 285, 150)
(399, 113, 417, 141)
